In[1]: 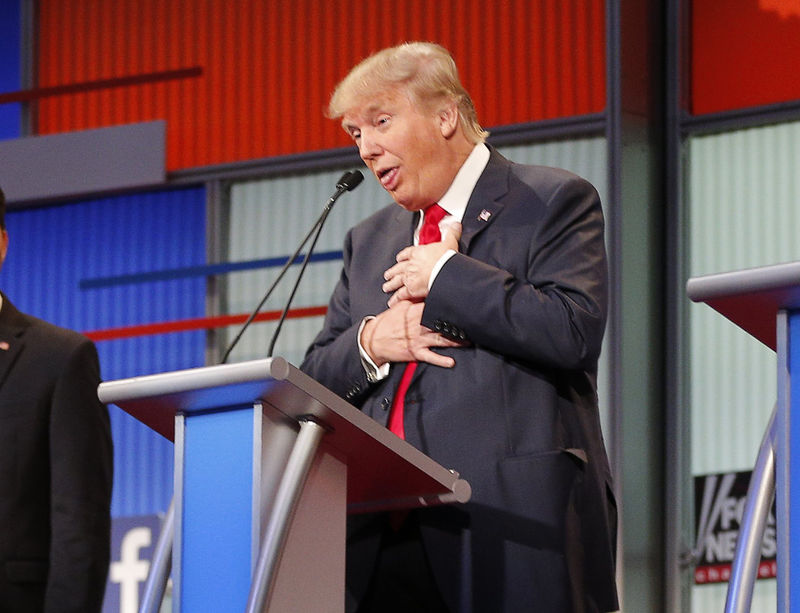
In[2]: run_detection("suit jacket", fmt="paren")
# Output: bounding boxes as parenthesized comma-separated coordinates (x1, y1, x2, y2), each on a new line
(301, 149, 618, 612)
(0, 294, 113, 613)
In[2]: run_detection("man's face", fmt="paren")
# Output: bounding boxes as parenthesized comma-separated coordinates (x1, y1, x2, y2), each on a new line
(342, 88, 458, 212)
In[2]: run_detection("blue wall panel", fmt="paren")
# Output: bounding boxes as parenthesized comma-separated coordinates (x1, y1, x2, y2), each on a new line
(0, 0, 22, 139)
(0, 186, 207, 516)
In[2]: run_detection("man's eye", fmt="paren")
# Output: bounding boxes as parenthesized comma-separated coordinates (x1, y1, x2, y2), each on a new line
(376, 116, 390, 126)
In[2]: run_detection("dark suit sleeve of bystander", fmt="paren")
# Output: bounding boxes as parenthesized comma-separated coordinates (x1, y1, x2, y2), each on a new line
(45, 337, 113, 613)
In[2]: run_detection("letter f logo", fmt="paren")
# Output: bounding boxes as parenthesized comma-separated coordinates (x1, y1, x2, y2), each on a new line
(110, 526, 152, 613)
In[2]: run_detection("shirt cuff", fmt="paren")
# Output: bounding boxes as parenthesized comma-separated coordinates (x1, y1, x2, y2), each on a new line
(357, 316, 390, 382)
(428, 249, 457, 290)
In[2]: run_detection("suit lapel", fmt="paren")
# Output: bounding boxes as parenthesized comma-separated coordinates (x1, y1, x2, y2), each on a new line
(389, 206, 417, 250)
(413, 149, 511, 383)
(0, 295, 29, 392)
(352, 205, 417, 320)
(458, 148, 510, 254)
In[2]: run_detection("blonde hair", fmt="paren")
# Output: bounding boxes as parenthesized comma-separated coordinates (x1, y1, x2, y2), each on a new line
(328, 42, 489, 144)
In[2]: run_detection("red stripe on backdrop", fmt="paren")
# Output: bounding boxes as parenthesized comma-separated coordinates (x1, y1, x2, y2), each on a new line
(84, 306, 327, 342)
(692, 0, 800, 114)
(35, 0, 606, 171)
(0, 67, 202, 104)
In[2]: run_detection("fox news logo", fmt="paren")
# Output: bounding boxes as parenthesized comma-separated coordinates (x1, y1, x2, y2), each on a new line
(694, 470, 776, 584)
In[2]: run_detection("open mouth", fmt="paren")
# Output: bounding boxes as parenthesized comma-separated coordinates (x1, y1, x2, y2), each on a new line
(377, 166, 398, 188)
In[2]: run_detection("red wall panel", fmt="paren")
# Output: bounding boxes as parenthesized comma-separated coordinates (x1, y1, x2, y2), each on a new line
(692, 0, 800, 115)
(35, 0, 605, 171)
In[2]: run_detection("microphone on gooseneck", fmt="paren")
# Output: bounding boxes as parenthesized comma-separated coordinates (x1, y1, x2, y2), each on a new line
(335, 170, 364, 193)
(267, 169, 363, 357)
(220, 170, 364, 364)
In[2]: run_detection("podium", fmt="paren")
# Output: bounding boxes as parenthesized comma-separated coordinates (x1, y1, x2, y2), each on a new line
(98, 357, 471, 612)
(688, 260, 800, 612)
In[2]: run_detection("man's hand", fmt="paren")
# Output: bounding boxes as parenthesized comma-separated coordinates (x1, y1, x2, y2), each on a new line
(383, 222, 461, 306)
(360, 299, 464, 368)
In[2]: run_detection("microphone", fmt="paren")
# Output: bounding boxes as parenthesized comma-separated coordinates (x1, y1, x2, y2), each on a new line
(220, 170, 364, 363)
(266, 170, 363, 357)
(336, 169, 364, 192)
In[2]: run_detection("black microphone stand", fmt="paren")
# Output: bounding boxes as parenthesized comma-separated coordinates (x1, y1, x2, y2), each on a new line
(266, 205, 330, 358)
(220, 170, 363, 363)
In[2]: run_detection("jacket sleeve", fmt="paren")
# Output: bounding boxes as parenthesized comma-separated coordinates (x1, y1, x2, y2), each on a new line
(421, 174, 608, 371)
(46, 339, 113, 613)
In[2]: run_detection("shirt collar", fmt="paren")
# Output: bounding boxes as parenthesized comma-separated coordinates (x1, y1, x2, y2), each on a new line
(434, 143, 490, 223)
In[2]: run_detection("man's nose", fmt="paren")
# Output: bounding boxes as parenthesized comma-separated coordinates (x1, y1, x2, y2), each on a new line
(358, 130, 381, 160)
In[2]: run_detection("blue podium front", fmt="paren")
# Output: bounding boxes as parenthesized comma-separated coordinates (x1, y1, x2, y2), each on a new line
(176, 404, 257, 611)
(778, 309, 800, 609)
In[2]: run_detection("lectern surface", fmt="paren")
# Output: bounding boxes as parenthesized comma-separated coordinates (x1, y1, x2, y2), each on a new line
(687, 260, 800, 350)
(98, 357, 471, 510)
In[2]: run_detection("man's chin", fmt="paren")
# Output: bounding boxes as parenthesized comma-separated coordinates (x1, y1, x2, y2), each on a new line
(391, 194, 427, 212)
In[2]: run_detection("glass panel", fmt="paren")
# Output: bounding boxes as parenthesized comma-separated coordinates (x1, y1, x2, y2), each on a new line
(688, 120, 800, 611)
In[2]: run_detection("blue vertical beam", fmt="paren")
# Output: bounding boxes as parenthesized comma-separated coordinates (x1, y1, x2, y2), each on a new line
(0, 0, 21, 139)
(789, 310, 800, 610)
(776, 310, 800, 612)
(175, 407, 255, 613)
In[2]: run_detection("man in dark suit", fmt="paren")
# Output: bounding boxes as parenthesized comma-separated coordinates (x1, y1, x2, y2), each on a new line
(0, 187, 113, 613)
(301, 43, 618, 612)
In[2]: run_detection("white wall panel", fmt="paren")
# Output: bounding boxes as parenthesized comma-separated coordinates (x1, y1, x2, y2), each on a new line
(225, 168, 387, 366)
(688, 120, 800, 612)
(498, 137, 609, 199)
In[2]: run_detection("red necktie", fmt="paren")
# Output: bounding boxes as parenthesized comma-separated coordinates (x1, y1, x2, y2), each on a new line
(387, 203, 447, 439)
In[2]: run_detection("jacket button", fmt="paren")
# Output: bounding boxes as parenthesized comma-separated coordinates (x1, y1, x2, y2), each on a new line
(345, 384, 362, 400)
(380, 398, 391, 411)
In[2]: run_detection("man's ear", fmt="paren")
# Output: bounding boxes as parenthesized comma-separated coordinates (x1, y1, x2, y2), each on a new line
(438, 101, 459, 139)
(0, 230, 8, 270)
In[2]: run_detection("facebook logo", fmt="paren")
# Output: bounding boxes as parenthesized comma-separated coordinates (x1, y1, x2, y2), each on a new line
(103, 514, 164, 613)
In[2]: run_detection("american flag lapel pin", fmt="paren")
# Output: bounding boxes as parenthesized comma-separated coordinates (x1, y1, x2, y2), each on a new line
(478, 209, 492, 222)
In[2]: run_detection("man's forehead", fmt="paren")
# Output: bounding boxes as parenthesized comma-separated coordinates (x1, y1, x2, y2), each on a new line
(341, 89, 409, 125)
